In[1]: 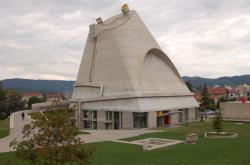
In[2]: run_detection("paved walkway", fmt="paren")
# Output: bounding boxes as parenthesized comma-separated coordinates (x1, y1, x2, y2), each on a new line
(0, 110, 160, 153)
(0, 110, 32, 153)
(78, 129, 160, 143)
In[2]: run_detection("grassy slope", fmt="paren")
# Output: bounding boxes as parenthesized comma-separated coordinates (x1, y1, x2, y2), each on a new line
(1, 122, 250, 165)
(0, 118, 10, 138)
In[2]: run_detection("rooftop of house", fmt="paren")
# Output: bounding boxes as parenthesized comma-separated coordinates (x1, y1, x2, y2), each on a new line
(22, 91, 43, 97)
(46, 93, 64, 99)
(208, 87, 227, 95)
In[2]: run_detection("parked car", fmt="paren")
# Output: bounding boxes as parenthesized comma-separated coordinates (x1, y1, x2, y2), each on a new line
(199, 110, 217, 119)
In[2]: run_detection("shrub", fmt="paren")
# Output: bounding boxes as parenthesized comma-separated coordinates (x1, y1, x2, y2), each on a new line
(213, 111, 223, 133)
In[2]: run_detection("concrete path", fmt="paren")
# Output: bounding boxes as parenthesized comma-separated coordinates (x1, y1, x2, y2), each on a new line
(0, 110, 160, 153)
(78, 129, 161, 143)
(0, 110, 32, 153)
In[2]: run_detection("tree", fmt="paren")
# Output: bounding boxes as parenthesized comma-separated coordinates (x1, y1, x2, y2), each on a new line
(200, 83, 209, 109)
(0, 90, 24, 120)
(28, 96, 45, 109)
(213, 110, 223, 134)
(10, 110, 94, 165)
(200, 84, 216, 110)
(4, 90, 25, 114)
(0, 81, 5, 102)
(0, 82, 6, 119)
(200, 84, 216, 121)
(185, 81, 193, 92)
(219, 97, 226, 103)
(217, 97, 226, 109)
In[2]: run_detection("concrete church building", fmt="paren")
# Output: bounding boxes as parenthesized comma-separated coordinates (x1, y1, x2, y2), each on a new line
(71, 5, 199, 130)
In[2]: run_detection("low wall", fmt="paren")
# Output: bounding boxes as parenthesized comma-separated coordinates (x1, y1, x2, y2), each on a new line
(221, 102, 250, 121)
(32, 102, 52, 110)
(32, 100, 69, 110)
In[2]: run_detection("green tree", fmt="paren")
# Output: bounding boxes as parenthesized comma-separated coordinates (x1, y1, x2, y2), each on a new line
(213, 111, 223, 134)
(28, 96, 45, 109)
(200, 84, 216, 109)
(0, 90, 24, 120)
(0, 82, 6, 118)
(200, 84, 216, 121)
(10, 110, 94, 165)
(219, 97, 226, 103)
(4, 90, 25, 113)
(185, 81, 194, 92)
(0, 81, 5, 102)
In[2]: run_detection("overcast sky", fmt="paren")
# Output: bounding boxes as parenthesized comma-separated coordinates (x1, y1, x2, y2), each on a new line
(0, 0, 250, 80)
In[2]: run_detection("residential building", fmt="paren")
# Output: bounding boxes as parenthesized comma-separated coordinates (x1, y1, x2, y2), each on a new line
(208, 87, 227, 103)
(22, 91, 43, 102)
(237, 84, 249, 98)
(227, 88, 239, 100)
(46, 92, 64, 103)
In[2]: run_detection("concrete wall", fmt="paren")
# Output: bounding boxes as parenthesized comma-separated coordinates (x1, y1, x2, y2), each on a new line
(32, 100, 69, 110)
(79, 110, 83, 128)
(148, 112, 157, 128)
(221, 102, 250, 121)
(97, 111, 106, 129)
(75, 102, 81, 128)
(122, 112, 133, 129)
(76, 108, 197, 129)
(188, 108, 196, 122)
(32, 102, 52, 110)
(81, 96, 198, 112)
(170, 108, 196, 125)
(171, 110, 178, 125)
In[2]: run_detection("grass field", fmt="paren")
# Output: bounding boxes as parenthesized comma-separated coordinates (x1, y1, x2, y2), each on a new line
(0, 118, 10, 139)
(1, 121, 250, 165)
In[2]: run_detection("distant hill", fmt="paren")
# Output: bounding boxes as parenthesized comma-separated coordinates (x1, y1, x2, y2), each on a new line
(1, 79, 74, 93)
(1, 75, 250, 93)
(182, 75, 250, 89)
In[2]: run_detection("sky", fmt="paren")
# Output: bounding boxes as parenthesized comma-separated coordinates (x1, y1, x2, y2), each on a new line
(0, 0, 250, 80)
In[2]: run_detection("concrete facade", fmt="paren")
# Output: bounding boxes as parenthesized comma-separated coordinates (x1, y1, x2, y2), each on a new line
(122, 112, 133, 129)
(97, 111, 106, 129)
(71, 5, 199, 129)
(148, 112, 157, 128)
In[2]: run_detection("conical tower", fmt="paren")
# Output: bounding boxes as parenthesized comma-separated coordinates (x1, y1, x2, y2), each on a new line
(71, 5, 198, 129)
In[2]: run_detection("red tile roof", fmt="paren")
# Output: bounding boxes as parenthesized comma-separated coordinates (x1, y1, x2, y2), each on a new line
(208, 88, 227, 95)
(194, 92, 202, 101)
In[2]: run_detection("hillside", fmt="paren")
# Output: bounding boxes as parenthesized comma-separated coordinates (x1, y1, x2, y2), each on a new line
(182, 75, 250, 89)
(1, 75, 250, 93)
(1, 79, 74, 93)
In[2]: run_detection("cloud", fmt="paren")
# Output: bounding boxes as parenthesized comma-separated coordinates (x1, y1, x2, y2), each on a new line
(0, 0, 250, 80)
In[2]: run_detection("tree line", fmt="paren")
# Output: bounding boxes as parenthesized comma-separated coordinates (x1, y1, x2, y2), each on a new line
(0, 81, 25, 120)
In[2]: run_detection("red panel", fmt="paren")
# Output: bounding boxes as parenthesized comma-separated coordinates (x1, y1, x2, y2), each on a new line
(164, 116, 170, 125)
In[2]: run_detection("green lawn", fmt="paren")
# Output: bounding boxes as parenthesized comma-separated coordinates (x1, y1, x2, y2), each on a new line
(0, 118, 10, 139)
(1, 122, 250, 165)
